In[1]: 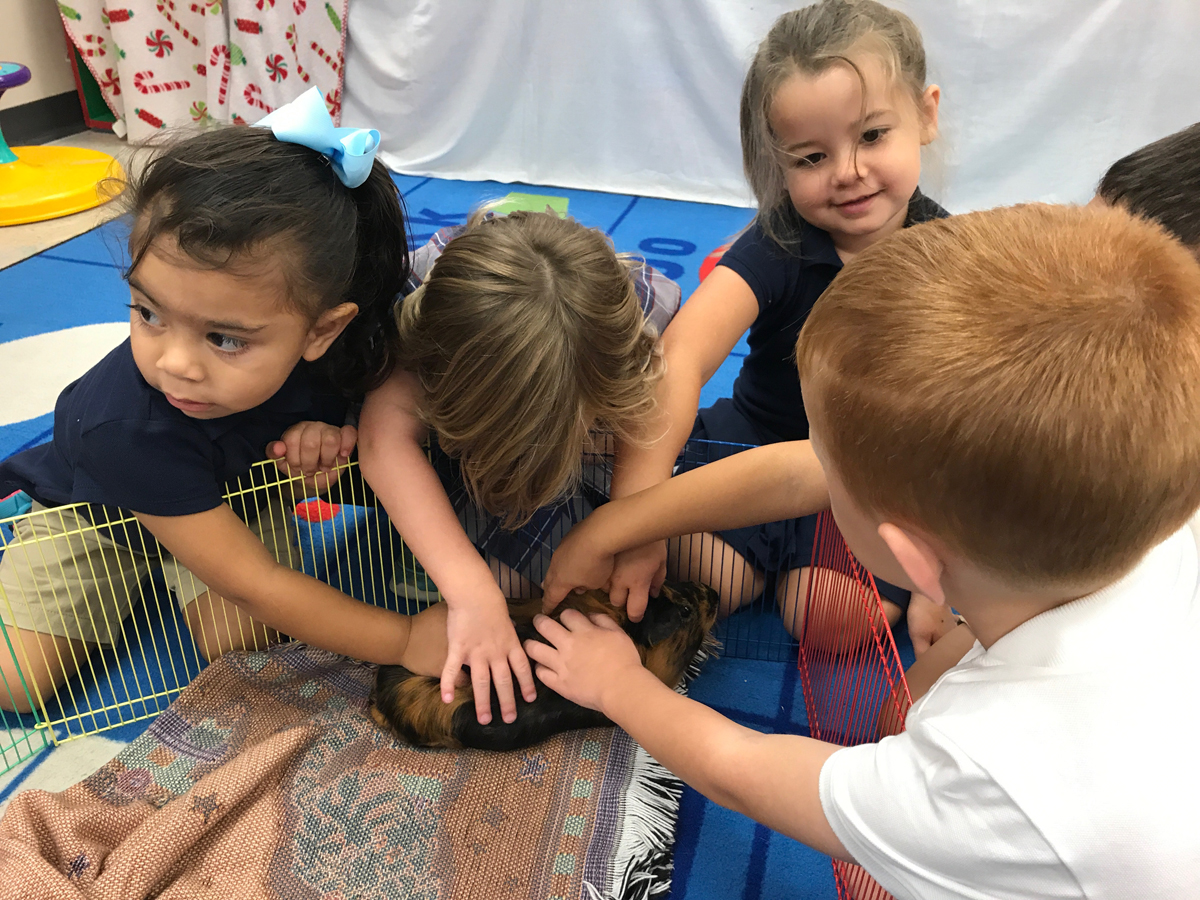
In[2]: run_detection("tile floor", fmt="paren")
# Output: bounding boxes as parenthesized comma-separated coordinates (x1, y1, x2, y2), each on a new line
(1, 130, 130, 269)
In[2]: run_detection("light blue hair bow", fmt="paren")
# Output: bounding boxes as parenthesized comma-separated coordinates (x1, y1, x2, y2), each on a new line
(254, 87, 380, 189)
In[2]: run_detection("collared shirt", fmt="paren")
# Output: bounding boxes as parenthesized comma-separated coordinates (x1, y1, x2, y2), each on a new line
(819, 513, 1200, 899)
(403, 223, 681, 336)
(717, 190, 948, 443)
(0, 339, 348, 518)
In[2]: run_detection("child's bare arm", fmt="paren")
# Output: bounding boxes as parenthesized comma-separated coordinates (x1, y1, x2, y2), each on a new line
(544, 441, 829, 609)
(604, 268, 762, 619)
(525, 610, 850, 861)
(359, 368, 536, 726)
(614, 268, 763, 499)
(135, 505, 447, 675)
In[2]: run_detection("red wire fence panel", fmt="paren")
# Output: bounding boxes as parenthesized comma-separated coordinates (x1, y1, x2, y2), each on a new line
(797, 510, 912, 900)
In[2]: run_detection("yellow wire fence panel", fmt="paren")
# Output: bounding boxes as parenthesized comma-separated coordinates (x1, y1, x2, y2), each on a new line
(0, 460, 436, 763)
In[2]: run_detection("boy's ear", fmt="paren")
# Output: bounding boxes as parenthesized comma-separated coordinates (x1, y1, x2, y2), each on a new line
(302, 302, 359, 361)
(878, 522, 945, 606)
(919, 84, 940, 145)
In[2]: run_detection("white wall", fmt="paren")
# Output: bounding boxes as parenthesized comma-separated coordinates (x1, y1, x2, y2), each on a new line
(917, 0, 1200, 211)
(0, 0, 76, 112)
(343, 0, 1200, 213)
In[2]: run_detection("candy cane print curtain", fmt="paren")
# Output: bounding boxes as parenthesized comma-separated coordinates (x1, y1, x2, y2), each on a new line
(57, 0, 349, 141)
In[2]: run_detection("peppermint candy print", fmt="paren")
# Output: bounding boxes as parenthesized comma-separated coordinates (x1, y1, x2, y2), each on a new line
(145, 29, 173, 57)
(190, 100, 213, 123)
(265, 53, 287, 82)
(100, 67, 121, 95)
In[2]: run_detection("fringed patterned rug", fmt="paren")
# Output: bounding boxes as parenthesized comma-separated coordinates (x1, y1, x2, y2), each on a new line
(0, 643, 683, 899)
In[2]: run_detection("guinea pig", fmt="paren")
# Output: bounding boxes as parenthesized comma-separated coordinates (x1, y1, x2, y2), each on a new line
(370, 580, 719, 751)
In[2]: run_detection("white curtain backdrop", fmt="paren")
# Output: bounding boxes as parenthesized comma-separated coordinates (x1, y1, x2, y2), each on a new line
(342, 0, 1200, 212)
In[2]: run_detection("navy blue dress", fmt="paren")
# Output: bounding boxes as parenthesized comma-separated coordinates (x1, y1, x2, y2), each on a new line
(688, 190, 949, 609)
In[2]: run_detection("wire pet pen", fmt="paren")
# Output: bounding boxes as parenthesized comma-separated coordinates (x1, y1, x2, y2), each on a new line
(0, 437, 811, 773)
(0, 460, 437, 768)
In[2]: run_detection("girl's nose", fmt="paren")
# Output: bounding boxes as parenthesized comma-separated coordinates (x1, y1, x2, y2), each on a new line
(157, 339, 203, 381)
(831, 151, 861, 187)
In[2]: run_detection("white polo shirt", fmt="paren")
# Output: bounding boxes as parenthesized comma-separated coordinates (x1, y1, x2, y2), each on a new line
(819, 515, 1200, 900)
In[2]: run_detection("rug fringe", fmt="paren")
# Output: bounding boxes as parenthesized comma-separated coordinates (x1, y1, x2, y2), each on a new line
(600, 638, 720, 900)
(682, 636, 719, 689)
(599, 744, 681, 900)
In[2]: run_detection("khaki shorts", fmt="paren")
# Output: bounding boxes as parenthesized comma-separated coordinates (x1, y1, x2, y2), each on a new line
(0, 498, 300, 645)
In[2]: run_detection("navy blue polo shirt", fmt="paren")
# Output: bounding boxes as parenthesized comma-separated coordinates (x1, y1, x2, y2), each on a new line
(0, 339, 349, 519)
(717, 189, 948, 442)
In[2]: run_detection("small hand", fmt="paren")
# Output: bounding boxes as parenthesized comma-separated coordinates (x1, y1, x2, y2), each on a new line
(442, 594, 537, 725)
(606, 541, 667, 622)
(267, 422, 357, 494)
(541, 522, 618, 614)
(905, 592, 959, 657)
(524, 609, 644, 713)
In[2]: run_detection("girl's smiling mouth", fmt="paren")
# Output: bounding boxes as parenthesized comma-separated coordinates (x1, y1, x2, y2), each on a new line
(834, 191, 882, 216)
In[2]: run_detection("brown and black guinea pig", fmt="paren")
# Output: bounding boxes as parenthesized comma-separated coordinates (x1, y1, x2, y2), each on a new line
(370, 580, 718, 751)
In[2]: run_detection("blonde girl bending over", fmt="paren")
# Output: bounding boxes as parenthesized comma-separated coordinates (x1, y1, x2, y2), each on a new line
(359, 210, 679, 727)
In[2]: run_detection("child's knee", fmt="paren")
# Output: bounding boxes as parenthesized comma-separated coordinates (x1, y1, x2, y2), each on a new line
(0, 650, 38, 713)
(668, 533, 763, 615)
(0, 628, 89, 713)
(2, 673, 48, 714)
(0, 674, 38, 714)
(784, 566, 897, 650)
(881, 598, 902, 627)
(778, 567, 811, 637)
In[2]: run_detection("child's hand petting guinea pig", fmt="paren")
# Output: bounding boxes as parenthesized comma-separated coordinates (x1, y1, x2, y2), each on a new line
(525, 610, 648, 715)
(540, 509, 620, 614)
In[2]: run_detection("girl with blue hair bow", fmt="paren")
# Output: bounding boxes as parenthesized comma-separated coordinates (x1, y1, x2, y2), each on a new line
(0, 90, 449, 711)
